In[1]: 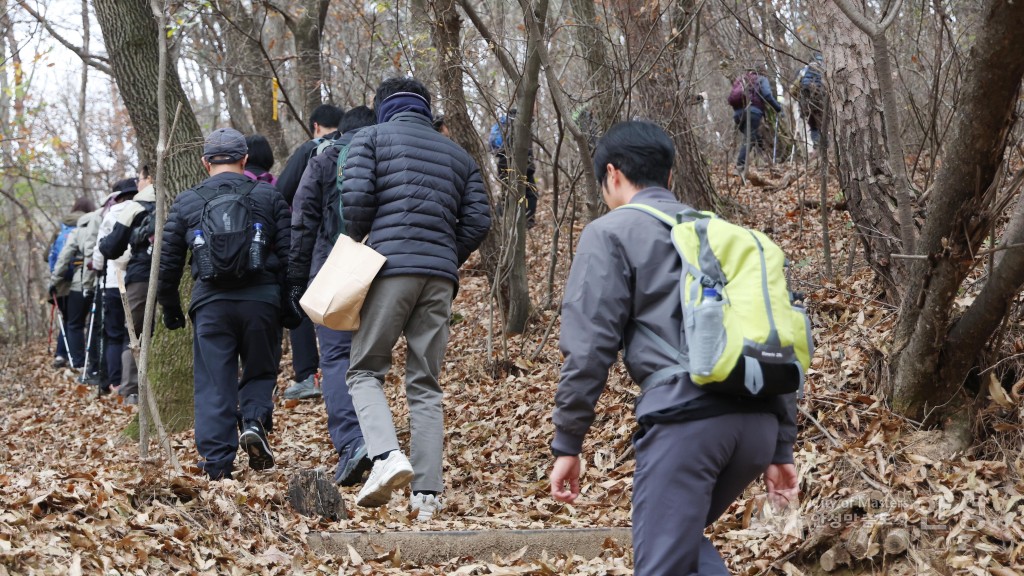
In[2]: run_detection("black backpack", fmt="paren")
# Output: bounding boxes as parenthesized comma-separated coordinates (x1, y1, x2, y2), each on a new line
(195, 180, 259, 281)
(129, 201, 156, 253)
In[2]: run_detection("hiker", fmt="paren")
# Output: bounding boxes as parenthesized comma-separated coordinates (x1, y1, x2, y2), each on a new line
(49, 201, 103, 378)
(99, 166, 158, 404)
(341, 77, 490, 520)
(432, 115, 450, 137)
(91, 178, 139, 397)
(288, 105, 376, 486)
(790, 53, 826, 148)
(47, 196, 95, 368)
(728, 65, 784, 172)
(548, 121, 800, 574)
(157, 127, 297, 480)
(244, 134, 278, 187)
(277, 105, 344, 401)
(489, 107, 538, 228)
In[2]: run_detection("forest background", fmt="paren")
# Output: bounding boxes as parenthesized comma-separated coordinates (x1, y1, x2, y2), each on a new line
(3, 0, 1024, 573)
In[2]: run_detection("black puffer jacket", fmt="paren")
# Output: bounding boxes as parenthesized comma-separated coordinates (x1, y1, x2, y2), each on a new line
(278, 131, 340, 206)
(341, 112, 491, 284)
(158, 172, 291, 313)
(289, 131, 356, 282)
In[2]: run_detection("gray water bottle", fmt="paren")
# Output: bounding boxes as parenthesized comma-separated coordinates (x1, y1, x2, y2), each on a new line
(193, 230, 215, 280)
(248, 222, 266, 272)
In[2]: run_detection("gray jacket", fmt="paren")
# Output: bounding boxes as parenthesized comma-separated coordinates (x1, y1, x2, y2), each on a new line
(551, 187, 798, 464)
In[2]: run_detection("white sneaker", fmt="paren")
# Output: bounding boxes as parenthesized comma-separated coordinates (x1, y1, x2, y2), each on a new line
(410, 492, 442, 522)
(356, 451, 414, 507)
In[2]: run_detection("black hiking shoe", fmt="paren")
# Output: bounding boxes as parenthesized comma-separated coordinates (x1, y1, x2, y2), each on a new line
(336, 440, 372, 487)
(239, 420, 275, 471)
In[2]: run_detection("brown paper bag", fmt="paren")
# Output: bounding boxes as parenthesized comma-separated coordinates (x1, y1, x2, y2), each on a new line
(299, 235, 386, 330)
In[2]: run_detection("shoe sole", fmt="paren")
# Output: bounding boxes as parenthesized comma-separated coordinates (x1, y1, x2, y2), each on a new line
(239, 431, 275, 471)
(337, 456, 372, 487)
(356, 467, 414, 507)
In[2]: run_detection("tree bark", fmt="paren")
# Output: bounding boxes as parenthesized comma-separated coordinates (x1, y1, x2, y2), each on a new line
(815, 2, 904, 298)
(281, 0, 330, 122)
(890, 0, 1024, 422)
(93, 0, 205, 433)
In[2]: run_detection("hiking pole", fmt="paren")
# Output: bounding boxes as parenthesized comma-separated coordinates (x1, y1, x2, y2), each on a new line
(772, 113, 779, 165)
(82, 280, 99, 382)
(53, 294, 76, 370)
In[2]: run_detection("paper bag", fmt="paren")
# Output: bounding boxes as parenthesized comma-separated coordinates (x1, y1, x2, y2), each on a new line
(300, 235, 386, 330)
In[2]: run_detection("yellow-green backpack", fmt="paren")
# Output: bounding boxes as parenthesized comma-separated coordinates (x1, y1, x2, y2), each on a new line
(620, 204, 812, 397)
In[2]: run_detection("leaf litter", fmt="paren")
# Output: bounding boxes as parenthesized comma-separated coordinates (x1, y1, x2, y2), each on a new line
(0, 166, 1022, 574)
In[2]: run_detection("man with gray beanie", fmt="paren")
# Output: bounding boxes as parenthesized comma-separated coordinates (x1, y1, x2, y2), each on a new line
(158, 127, 297, 480)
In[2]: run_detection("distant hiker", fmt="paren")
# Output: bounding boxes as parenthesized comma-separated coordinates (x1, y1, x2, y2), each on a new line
(790, 53, 826, 148)
(99, 166, 158, 404)
(276, 105, 344, 402)
(432, 115, 450, 138)
(549, 121, 800, 574)
(728, 65, 784, 172)
(158, 127, 296, 480)
(288, 105, 376, 486)
(91, 178, 139, 397)
(243, 134, 278, 187)
(50, 201, 103, 377)
(341, 77, 490, 520)
(47, 196, 95, 369)
(489, 107, 538, 228)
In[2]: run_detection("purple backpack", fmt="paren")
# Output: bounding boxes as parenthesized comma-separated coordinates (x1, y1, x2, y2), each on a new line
(727, 72, 763, 110)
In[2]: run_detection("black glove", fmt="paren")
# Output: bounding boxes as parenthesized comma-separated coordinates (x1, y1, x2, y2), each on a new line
(280, 281, 306, 330)
(162, 303, 186, 330)
(47, 283, 57, 297)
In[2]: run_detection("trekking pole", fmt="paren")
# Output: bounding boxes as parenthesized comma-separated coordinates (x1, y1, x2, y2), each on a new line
(772, 113, 779, 165)
(53, 294, 75, 370)
(82, 285, 98, 381)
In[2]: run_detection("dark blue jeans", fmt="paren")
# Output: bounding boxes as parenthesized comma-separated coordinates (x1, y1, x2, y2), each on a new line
(734, 107, 764, 167)
(192, 299, 280, 479)
(65, 290, 90, 369)
(315, 326, 362, 454)
(289, 316, 319, 382)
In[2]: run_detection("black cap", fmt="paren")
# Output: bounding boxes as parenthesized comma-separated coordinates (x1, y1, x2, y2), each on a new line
(112, 178, 139, 197)
(203, 128, 248, 164)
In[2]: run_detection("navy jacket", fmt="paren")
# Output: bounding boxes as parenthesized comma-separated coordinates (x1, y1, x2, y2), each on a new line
(277, 131, 340, 206)
(341, 112, 491, 285)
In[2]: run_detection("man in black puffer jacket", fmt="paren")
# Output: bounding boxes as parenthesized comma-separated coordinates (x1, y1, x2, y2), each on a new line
(158, 128, 298, 480)
(341, 78, 491, 519)
(287, 105, 376, 488)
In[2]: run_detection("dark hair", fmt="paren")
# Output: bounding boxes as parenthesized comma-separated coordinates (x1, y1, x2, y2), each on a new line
(593, 121, 674, 189)
(309, 104, 344, 132)
(374, 77, 431, 110)
(340, 106, 376, 133)
(140, 164, 151, 179)
(245, 134, 275, 171)
(432, 115, 446, 131)
(72, 196, 96, 213)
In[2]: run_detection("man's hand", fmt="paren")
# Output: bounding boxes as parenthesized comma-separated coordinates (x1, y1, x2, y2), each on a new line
(280, 281, 306, 330)
(550, 455, 581, 503)
(47, 283, 57, 298)
(764, 463, 799, 509)
(162, 303, 186, 330)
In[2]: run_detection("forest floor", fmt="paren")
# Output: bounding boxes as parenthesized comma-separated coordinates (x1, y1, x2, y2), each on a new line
(2, 162, 1024, 575)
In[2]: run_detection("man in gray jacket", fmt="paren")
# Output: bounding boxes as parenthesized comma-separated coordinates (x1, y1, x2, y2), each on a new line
(549, 121, 799, 574)
(341, 77, 491, 520)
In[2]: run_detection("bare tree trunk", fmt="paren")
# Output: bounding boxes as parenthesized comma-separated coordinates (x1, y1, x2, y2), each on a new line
(94, 0, 205, 433)
(78, 0, 91, 197)
(815, 2, 904, 299)
(281, 0, 330, 122)
(889, 0, 1024, 424)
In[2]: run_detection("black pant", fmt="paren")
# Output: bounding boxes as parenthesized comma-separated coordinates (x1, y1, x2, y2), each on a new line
(496, 154, 538, 224)
(102, 288, 127, 389)
(65, 290, 90, 369)
(289, 316, 319, 382)
(192, 299, 281, 479)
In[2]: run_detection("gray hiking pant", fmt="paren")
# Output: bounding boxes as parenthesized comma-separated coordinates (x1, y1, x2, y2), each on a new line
(347, 274, 454, 493)
(632, 412, 778, 575)
(119, 282, 147, 395)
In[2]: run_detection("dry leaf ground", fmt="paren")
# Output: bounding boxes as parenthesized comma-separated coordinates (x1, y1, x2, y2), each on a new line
(1, 165, 1023, 575)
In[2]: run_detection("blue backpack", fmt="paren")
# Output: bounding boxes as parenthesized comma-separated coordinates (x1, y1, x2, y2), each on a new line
(489, 118, 506, 153)
(800, 63, 823, 89)
(48, 223, 75, 273)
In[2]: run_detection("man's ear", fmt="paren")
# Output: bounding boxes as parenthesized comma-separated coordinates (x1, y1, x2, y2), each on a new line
(240, 154, 249, 169)
(201, 158, 212, 174)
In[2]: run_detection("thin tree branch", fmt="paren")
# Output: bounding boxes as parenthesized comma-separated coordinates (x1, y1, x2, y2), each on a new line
(456, 0, 521, 81)
(16, 0, 113, 75)
(830, 0, 879, 36)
